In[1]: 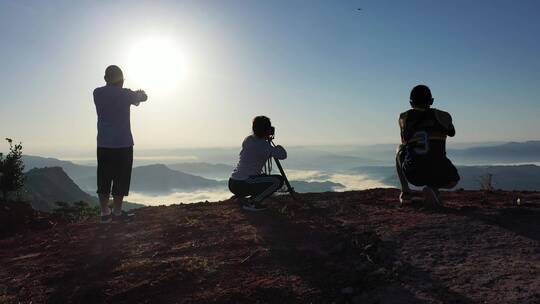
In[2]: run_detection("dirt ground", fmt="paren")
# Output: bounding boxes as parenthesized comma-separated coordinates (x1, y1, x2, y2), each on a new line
(1, 189, 540, 303)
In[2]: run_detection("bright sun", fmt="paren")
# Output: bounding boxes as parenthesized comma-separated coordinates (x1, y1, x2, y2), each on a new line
(126, 37, 187, 95)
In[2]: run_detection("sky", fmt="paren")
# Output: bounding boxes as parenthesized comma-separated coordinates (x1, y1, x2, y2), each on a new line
(0, 0, 539, 155)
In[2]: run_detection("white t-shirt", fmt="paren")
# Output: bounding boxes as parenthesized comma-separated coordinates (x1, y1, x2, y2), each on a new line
(93, 85, 147, 148)
(230, 135, 287, 180)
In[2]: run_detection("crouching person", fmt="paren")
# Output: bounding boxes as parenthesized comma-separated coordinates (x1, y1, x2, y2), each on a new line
(229, 116, 286, 211)
(396, 85, 460, 207)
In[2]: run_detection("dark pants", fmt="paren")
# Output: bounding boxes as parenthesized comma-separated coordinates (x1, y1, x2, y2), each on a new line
(228, 175, 284, 203)
(97, 147, 133, 196)
(397, 146, 460, 189)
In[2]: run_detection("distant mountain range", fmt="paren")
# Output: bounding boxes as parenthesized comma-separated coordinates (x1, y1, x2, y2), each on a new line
(73, 164, 224, 194)
(23, 156, 229, 194)
(23, 167, 143, 211)
(18, 140, 540, 206)
(288, 141, 540, 166)
(449, 141, 540, 164)
(23, 155, 95, 179)
(285, 146, 382, 170)
(352, 164, 540, 191)
(130, 164, 222, 193)
(253, 141, 540, 169)
(20, 156, 350, 199)
(167, 162, 233, 180)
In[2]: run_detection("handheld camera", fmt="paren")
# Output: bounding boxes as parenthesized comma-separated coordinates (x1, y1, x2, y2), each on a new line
(268, 126, 275, 140)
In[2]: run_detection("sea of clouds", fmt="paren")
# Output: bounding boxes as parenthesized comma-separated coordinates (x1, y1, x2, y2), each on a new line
(130, 169, 390, 206)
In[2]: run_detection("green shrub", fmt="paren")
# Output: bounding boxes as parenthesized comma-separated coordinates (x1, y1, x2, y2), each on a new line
(53, 201, 99, 222)
(0, 138, 25, 201)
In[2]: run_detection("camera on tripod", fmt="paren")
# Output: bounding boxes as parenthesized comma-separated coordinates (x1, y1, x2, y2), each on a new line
(268, 126, 275, 140)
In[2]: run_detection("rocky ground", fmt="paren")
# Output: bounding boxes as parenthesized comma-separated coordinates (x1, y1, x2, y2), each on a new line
(1, 189, 540, 303)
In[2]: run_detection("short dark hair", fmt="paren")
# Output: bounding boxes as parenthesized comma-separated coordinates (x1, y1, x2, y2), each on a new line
(252, 116, 272, 138)
(410, 84, 433, 107)
(104, 65, 124, 85)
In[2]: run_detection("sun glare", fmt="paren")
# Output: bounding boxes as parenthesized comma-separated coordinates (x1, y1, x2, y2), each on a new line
(126, 37, 187, 95)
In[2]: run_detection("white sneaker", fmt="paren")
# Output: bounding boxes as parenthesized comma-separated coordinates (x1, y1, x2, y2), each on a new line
(100, 208, 112, 224)
(399, 191, 413, 206)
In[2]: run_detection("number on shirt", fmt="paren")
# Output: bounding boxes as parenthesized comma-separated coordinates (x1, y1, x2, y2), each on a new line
(412, 131, 430, 155)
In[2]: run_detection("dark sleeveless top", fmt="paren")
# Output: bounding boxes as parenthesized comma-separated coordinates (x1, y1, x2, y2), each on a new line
(399, 108, 455, 160)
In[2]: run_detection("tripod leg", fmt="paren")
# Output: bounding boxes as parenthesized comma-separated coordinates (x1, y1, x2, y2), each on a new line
(273, 158, 295, 195)
(273, 157, 313, 207)
(269, 140, 310, 206)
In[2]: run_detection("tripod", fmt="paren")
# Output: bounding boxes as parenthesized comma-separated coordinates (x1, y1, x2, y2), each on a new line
(268, 139, 300, 201)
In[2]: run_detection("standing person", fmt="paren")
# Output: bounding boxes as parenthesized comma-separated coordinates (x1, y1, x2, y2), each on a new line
(229, 116, 287, 211)
(396, 85, 460, 206)
(93, 65, 148, 223)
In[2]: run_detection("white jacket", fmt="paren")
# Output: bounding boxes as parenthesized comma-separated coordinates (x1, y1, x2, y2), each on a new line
(230, 135, 287, 180)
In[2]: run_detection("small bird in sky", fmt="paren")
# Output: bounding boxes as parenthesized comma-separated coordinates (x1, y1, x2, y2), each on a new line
(357, 8, 362, 11)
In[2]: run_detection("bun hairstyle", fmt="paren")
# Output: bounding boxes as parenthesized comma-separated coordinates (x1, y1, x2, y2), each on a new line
(104, 65, 124, 85)
(252, 116, 272, 138)
(410, 84, 434, 107)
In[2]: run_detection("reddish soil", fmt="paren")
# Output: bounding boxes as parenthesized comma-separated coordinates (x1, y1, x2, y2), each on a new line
(0, 201, 56, 239)
(1, 189, 540, 303)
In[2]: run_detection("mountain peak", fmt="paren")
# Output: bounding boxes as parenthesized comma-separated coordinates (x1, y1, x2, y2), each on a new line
(24, 166, 96, 211)
(27, 166, 67, 174)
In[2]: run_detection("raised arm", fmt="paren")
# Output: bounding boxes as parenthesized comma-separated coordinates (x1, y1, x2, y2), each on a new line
(136, 90, 148, 102)
(125, 89, 148, 106)
(435, 110, 456, 137)
(399, 112, 409, 144)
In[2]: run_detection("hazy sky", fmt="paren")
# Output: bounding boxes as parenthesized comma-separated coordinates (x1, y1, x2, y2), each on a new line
(1, 0, 539, 155)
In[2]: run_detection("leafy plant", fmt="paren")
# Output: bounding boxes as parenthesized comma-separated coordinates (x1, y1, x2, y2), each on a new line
(53, 201, 99, 222)
(0, 138, 25, 201)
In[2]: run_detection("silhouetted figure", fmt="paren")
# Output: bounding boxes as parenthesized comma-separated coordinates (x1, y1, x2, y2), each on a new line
(229, 116, 287, 211)
(93, 65, 148, 223)
(396, 85, 460, 206)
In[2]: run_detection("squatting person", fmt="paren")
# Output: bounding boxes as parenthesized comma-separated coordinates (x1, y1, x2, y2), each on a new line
(396, 85, 460, 206)
(228, 116, 287, 211)
(93, 65, 148, 223)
